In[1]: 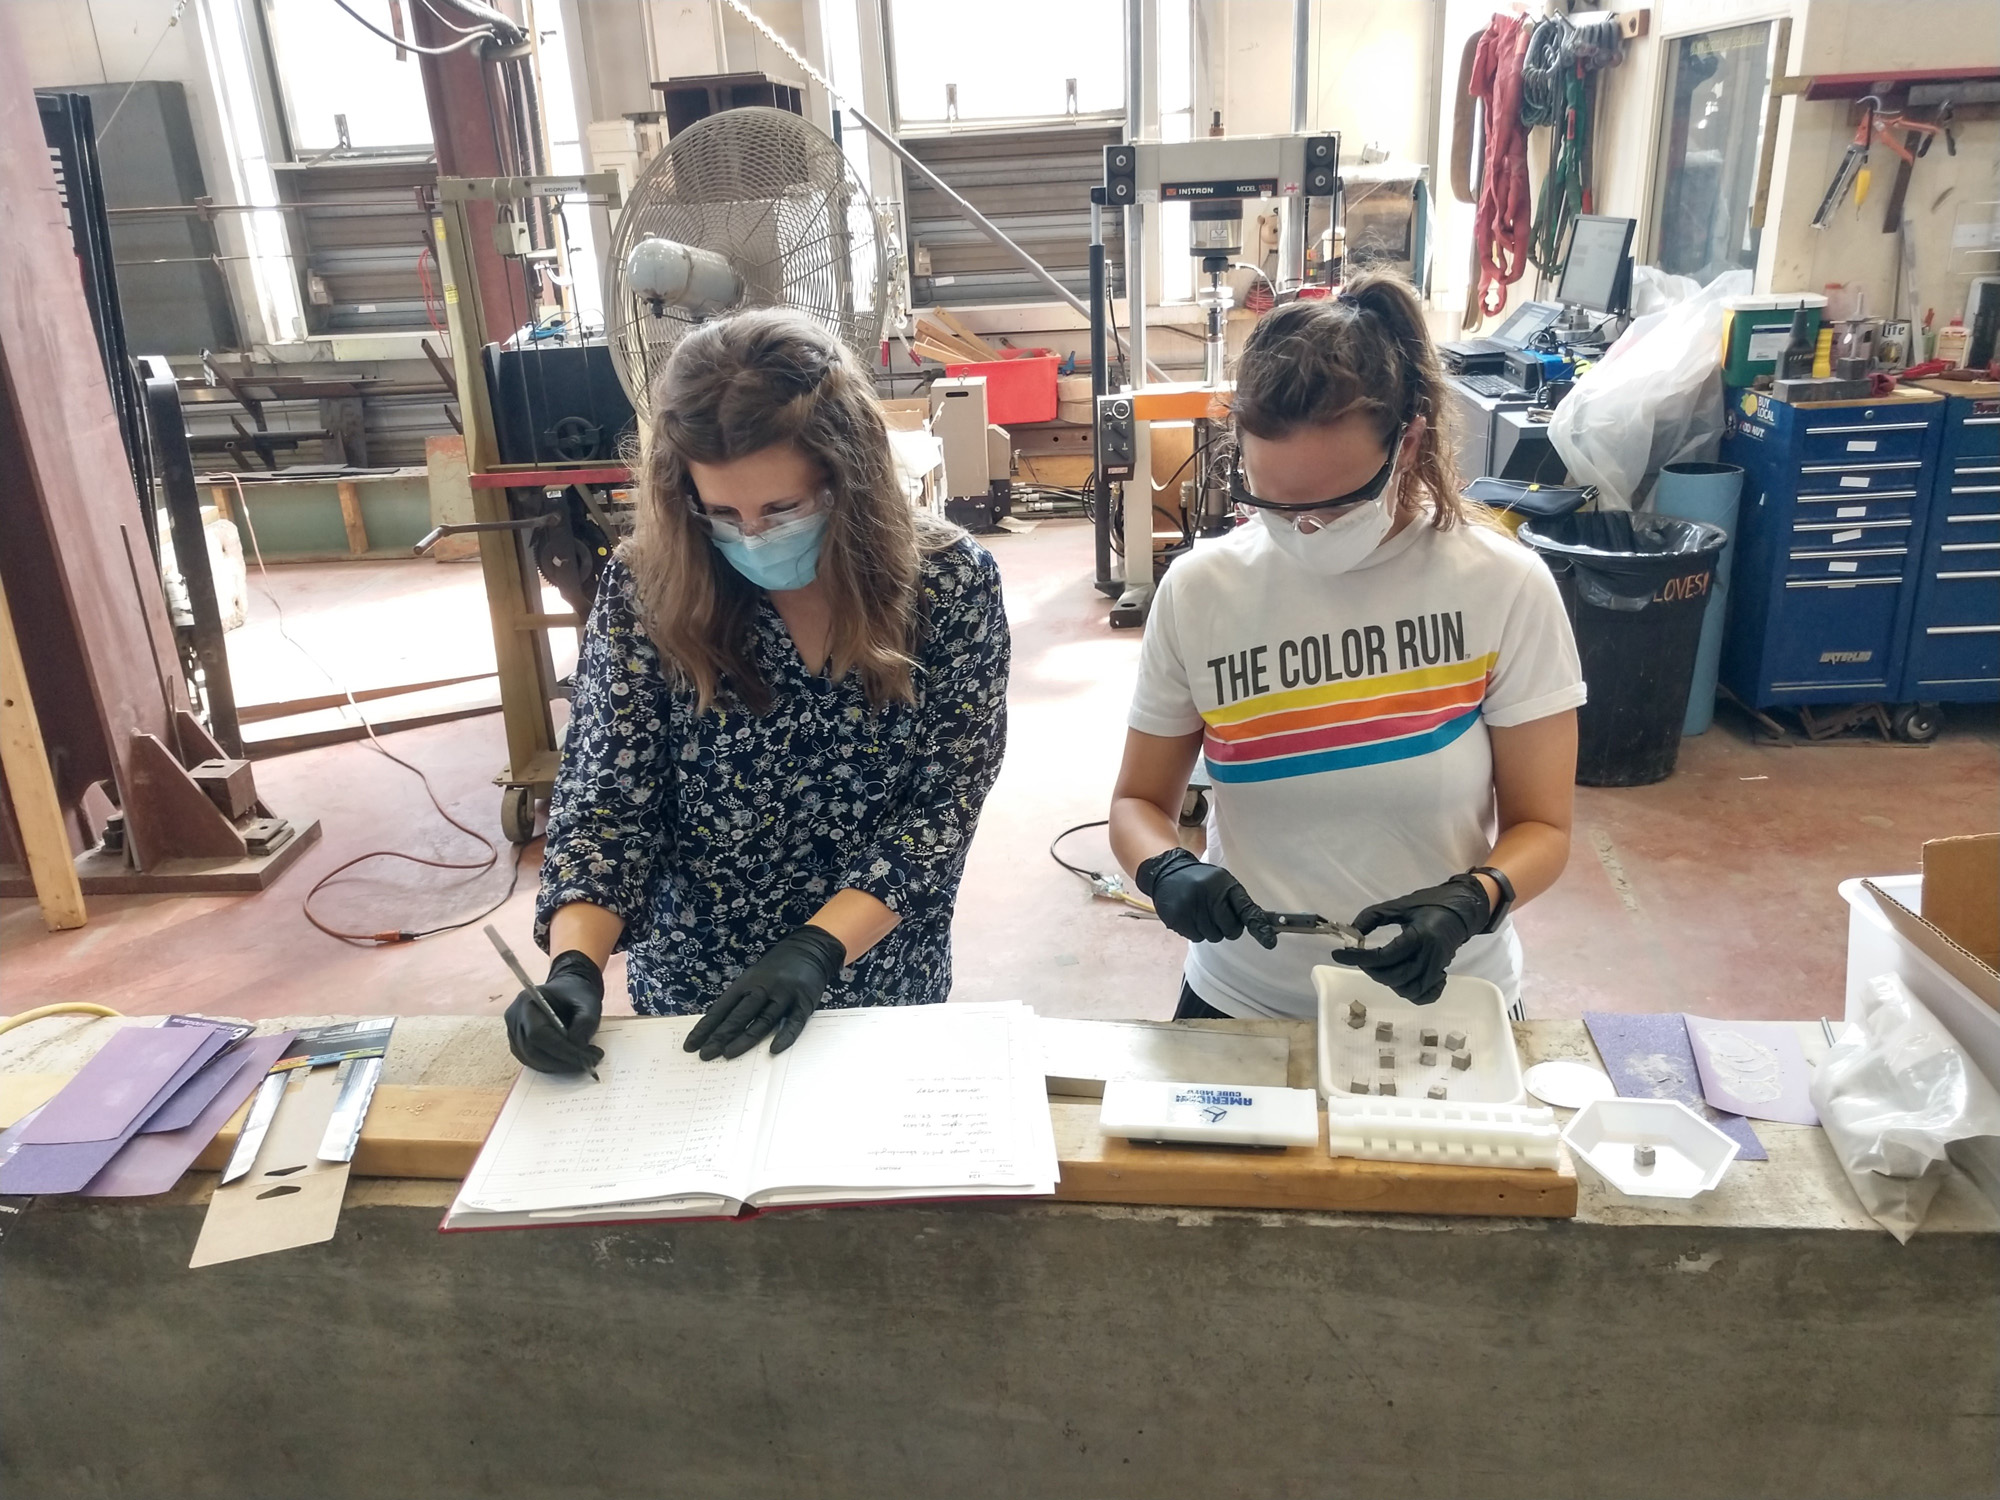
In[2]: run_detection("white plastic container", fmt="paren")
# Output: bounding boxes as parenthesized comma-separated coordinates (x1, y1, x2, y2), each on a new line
(1839, 876, 2000, 1094)
(1098, 1079, 1320, 1148)
(1562, 1097, 1739, 1198)
(1314, 968, 1525, 1105)
(1325, 1097, 1561, 1169)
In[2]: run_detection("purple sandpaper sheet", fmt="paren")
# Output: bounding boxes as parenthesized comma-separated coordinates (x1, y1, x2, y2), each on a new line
(83, 1031, 297, 1198)
(0, 1026, 233, 1194)
(142, 1047, 255, 1135)
(17, 1026, 211, 1144)
(1683, 1015, 1820, 1127)
(1583, 1011, 1767, 1161)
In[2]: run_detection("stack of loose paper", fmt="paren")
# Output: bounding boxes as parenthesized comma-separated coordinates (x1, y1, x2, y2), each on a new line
(446, 1001, 1057, 1229)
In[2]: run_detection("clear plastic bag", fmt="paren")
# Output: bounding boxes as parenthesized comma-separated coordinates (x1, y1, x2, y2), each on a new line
(1808, 974, 2000, 1242)
(1549, 268, 1750, 510)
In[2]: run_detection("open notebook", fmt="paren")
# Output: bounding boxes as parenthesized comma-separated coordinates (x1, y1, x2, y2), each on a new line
(444, 1001, 1057, 1229)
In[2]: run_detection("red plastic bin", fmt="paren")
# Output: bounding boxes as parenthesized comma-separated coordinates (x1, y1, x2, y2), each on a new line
(943, 354, 1058, 425)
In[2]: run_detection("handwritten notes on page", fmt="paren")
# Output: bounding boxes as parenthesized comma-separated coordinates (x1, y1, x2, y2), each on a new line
(752, 1002, 1057, 1205)
(445, 1003, 1056, 1230)
(452, 1017, 769, 1218)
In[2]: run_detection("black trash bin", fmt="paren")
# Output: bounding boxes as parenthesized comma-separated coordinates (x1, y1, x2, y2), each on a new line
(1519, 511, 1730, 787)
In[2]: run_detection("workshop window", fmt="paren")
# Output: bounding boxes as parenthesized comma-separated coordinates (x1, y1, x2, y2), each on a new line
(1646, 22, 1775, 285)
(887, 0, 1125, 124)
(259, 0, 434, 156)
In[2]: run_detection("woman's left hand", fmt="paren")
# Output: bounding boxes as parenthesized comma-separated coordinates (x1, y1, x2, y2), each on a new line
(1330, 875, 1492, 1004)
(685, 925, 848, 1061)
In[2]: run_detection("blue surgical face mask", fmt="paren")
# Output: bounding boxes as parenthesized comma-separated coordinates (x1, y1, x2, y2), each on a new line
(711, 511, 829, 592)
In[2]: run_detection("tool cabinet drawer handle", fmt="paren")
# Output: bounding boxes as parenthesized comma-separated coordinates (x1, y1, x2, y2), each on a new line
(1804, 421, 1929, 434)
(1964, 416, 2000, 427)
(1928, 622, 2000, 632)
(1784, 578, 1897, 588)
(1951, 484, 2000, 495)
(1942, 542, 2000, 553)
(1937, 570, 2000, 581)
(1792, 519, 1909, 530)
(1789, 547, 1907, 558)
(1947, 514, 2000, 523)
(1800, 461, 1920, 472)
(1800, 489, 1916, 502)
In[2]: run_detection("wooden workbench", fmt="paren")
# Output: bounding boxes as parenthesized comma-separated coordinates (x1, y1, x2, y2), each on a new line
(2, 1012, 1995, 1500)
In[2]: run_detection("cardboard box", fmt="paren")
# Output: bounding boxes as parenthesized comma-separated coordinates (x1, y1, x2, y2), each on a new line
(878, 397, 931, 433)
(1920, 834, 1999, 973)
(1856, 842, 2000, 1018)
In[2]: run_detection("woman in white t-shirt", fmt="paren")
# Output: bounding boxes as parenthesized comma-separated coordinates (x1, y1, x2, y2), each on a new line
(1109, 273, 1585, 1021)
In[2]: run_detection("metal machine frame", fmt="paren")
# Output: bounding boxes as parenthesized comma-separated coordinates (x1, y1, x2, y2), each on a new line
(427, 172, 626, 842)
(1095, 131, 1342, 626)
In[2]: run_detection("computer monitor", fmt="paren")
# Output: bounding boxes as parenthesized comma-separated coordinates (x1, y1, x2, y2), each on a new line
(1556, 215, 1636, 315)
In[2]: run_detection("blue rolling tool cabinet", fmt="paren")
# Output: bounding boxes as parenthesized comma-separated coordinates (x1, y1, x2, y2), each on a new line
(1719, 387, 1946, 738)
(1898, 387, 2000, 715)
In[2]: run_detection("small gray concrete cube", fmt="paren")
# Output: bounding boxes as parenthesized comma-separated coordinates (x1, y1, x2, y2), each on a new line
(1450, 1050, 1473, 1071)
(1444, 1030, 1467, 1051)
(1419, 1048, 1438, 1067)
(1375, 1021, 1395, 1042)
(1427, 1082, 1448, 1101)
(1377, 1077, 1397, 1096)
(1419, 1027, 1440, 1048)
(1378, 1048, 1396, 1070)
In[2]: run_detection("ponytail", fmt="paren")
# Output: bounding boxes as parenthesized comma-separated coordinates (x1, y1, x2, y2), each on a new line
(1232, 271, 1475, 531)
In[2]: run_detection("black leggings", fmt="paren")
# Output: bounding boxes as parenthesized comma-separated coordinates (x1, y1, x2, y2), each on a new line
(1173, 982, 1234, 1021)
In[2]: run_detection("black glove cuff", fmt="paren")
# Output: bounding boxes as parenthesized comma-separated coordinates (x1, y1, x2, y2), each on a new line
(789, 924, 849, 983)
(547, 949, 604, 990)
(1135, 846, 1199, 898)
(1444, 873, 1495, 934)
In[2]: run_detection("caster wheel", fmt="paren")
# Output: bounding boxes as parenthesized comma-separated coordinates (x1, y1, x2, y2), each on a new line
(1890, 702, 1941, 744)
(500, 785, 539, 844)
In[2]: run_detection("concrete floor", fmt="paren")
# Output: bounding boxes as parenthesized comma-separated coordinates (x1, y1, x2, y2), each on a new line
(3, 518, 1994, 1024)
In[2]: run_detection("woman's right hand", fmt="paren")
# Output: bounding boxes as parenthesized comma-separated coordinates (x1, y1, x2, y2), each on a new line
(505, 950, 606, 1074)
(1136, 848, 1279, 948)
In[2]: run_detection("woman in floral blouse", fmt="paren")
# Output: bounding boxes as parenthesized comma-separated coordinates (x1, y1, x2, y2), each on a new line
(503, 308, 1010, 1072)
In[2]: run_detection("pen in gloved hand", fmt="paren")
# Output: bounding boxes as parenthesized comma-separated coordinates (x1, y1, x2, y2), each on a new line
(486, 924, 600, 1082)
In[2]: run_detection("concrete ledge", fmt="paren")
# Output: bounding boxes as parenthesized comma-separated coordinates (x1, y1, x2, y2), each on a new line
(4, 1013, 1997, 1498)
(4, 1190, 1998, 1499)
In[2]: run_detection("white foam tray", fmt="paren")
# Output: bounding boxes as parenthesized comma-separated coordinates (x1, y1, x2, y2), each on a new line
(1314, 967, 1525, 1105)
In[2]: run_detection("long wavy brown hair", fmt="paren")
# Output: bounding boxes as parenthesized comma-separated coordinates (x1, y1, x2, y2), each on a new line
(625, 308, 958, 713)
(1231, 271, 1477, 530)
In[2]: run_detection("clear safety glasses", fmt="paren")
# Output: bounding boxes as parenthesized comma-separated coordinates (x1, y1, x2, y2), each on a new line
(687, 490, 829, 544)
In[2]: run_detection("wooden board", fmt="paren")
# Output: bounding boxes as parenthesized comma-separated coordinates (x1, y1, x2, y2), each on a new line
(0, 573, 86, 930)
(1051, 1102, 1578, 1218)
(172, 1083, 1576, 1218)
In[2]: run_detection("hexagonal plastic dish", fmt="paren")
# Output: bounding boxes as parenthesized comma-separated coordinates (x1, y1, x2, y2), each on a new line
(1560, 1097, 1740, 1198)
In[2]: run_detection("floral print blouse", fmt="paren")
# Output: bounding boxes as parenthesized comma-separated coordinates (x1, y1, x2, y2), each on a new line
(534, 538, 1010, 1015)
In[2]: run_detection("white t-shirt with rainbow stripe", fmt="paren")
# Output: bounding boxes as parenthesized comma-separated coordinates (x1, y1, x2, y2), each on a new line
(1129, 512, 1586, 1017)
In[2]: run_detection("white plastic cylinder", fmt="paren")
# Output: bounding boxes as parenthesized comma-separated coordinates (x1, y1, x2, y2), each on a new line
(624, 236, 744, 316)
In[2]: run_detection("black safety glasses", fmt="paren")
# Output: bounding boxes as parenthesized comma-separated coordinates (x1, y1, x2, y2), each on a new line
(1229, 423, 1407, 518)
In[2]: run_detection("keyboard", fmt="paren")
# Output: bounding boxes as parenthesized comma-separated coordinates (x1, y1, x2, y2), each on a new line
(1459, 373, 1527, 399)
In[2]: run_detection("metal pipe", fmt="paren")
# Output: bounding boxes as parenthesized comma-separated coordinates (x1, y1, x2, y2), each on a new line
(838, 101, 1090, 322)
(1089, 197, 1112, 590)
(1120, 0, 1153, 606)
(1277, 0, 1311, 289)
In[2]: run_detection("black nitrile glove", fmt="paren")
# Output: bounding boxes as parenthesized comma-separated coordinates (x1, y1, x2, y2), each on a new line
(685, 924, 847, 1061)
(1331, 874, 1493, 1004)
(505, 949, 606, 1074)
(1136, 847, 1278, 949)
